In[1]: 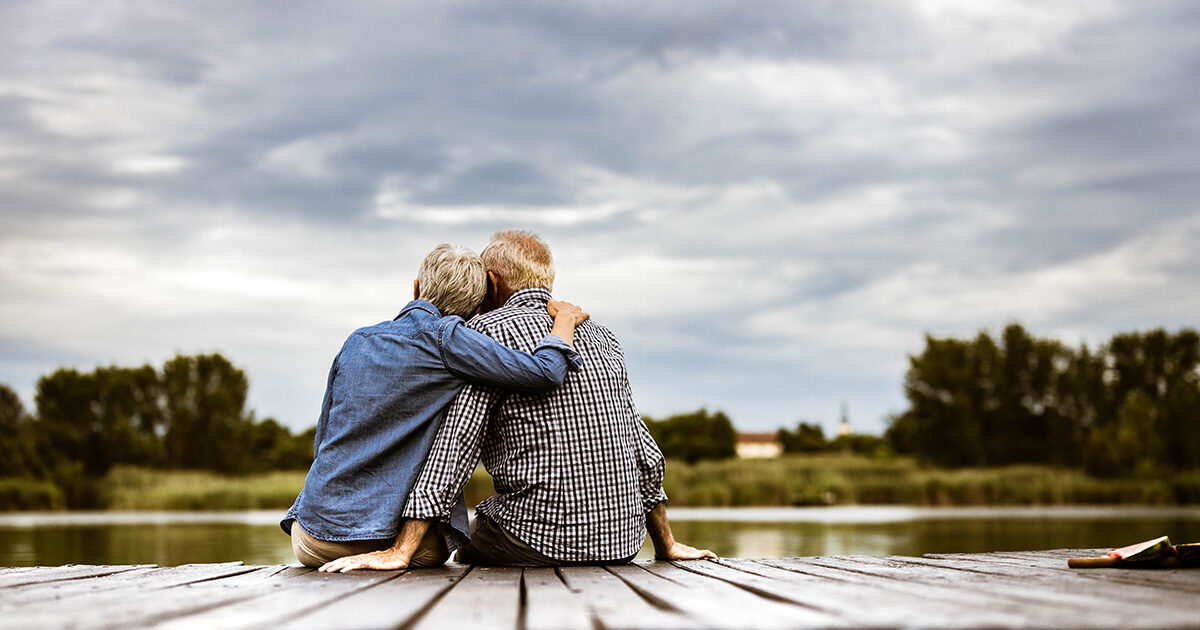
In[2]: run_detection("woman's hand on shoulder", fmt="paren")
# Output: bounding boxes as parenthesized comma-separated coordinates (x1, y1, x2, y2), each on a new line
(548, 299, 589, 327)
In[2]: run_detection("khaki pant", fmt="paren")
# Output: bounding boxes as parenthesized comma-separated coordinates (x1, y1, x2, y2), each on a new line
(290, 520, 449, 569)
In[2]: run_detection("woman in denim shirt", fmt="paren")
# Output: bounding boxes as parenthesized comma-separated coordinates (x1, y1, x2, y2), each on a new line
(282, 243, 588, 568)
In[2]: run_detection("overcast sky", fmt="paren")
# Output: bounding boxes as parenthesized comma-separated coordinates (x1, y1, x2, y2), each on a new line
(2, 1, 1198, 434)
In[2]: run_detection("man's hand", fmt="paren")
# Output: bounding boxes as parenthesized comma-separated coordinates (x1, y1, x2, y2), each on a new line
(318, 548, 410, 573)
(547, 299, 589, 326)
(656, 541, 717, 561)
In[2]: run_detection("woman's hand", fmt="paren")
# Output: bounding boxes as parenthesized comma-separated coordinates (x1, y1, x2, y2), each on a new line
(318, 548, 410, 573)
(547, 299, 589, 327)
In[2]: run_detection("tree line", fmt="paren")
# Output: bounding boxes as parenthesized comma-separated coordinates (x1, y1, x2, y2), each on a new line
(0, 354, 314, 506)
(885, 324, 1200, 477)
(644, 409, 887, 462)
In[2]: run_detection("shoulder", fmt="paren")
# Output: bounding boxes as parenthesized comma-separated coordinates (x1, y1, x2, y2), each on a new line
(466, 305, 549, 334)
(580, 319, 619, 343)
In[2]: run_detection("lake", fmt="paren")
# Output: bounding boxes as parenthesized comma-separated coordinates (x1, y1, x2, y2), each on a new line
(3, 506, 1199, 566)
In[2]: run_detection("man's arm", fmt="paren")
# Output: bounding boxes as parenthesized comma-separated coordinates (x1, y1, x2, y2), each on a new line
(610, 333, 715, 560)
(319, 382, 500, 572)
(646, 502, 716, 560)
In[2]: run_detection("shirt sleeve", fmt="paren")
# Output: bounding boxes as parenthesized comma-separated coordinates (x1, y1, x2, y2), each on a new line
(611, 334, 669, 512)
(402, 382, 502, 523)
(438, 319, 582, 393)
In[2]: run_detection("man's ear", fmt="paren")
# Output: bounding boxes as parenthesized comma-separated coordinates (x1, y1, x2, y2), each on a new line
(482, 271, 502, 313)
(413, 279, 420, 300)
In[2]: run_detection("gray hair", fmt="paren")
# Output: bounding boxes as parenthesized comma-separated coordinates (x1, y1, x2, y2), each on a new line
(481, 229, 555, 292)
(417, 243, 487, 318)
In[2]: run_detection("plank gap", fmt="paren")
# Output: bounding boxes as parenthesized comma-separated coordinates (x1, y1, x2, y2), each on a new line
(518, 569, 528, 630)
(600, 565, 684, 614)
(156, 566, 263, 589)
(746, 559, 856, 583)
(396, 565, 476, 630)
(668, 560, 837, 614)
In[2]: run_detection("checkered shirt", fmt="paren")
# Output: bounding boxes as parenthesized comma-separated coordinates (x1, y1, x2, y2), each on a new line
(402, 287, 668, 562)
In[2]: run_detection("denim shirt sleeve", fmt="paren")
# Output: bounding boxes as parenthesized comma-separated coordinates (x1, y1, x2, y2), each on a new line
(438, 320, 583, 392)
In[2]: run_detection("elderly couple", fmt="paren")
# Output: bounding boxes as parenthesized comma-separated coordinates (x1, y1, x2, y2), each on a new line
(281, 229, 713, 571)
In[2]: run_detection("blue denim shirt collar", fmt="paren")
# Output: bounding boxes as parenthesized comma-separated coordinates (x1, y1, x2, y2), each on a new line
(397, 299, 441, 320)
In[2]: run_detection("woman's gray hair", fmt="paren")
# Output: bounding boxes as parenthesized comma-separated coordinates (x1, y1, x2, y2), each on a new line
(481, 229, 555, 291)
(417, 243, 487, 319)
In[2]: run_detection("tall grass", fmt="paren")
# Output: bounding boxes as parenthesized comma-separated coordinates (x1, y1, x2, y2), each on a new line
(662, 454, 1194, 506)
(102, 467, 306, 510)
(10, 456, 1198, 511)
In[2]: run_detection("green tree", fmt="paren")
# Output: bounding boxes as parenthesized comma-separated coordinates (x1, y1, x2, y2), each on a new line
(644, 409, 737, 463)
(161, 353, 253, 473)
(246, 417, 315, 471)
(0, 384, 41, 477)
(892, 325, 1200, 476)
(777, 422, 828, 453)
(891, 335, 986, 466)
(35, 365, 162, 477)
(830, 433, 890, 457)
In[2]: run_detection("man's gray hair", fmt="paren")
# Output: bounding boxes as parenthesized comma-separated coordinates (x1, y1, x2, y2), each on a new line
(417, 243, 487, 319)
(481, 229, 555, 291)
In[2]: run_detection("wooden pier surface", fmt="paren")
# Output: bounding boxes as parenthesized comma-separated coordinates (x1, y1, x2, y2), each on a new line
(1, 548, 1197, 629)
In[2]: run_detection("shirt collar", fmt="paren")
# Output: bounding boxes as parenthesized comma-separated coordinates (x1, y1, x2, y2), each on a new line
(396, 299, 441, 320)
(505, 287, 552, 309)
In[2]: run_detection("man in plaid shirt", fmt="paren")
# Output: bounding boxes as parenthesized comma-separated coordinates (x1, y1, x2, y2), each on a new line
(320, 230, 713, 571)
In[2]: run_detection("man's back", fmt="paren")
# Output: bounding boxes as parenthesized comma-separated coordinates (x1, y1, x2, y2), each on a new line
(404, 287, 667, 562)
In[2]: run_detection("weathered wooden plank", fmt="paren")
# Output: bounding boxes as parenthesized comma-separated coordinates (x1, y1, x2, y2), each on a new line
(0, 564, 264, 609)
(611, 562, 841, 629)
(0, 579, 263, 630)
(276, 565, 468, 630)
(689, 558, 1026, 629)
(889, 553, 1200, 611)
(2, 551, 1198, 630)
(908, 553, 1200, 596)
(558, 565, 695, 630)
(146, 567, 400, 630)
(409, 566, 520, 630)
(929, 550, 1200, 594)
(773, 556, 1197, 629)
(0, 565, 154, 589)
(522, 567, 591, 630)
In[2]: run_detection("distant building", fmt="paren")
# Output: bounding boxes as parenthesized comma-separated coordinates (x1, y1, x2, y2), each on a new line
(736, 432, 783, 458)
(837, 400, 852, 437)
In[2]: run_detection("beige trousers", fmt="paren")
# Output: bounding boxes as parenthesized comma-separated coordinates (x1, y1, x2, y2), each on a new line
(290, 520, 449, 569)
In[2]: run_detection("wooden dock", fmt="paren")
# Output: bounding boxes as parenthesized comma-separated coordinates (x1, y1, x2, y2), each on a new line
(1, 549, 1196, 629)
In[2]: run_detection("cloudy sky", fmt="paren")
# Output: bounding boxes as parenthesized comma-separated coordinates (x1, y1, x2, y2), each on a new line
(2, 1, 1198, 434)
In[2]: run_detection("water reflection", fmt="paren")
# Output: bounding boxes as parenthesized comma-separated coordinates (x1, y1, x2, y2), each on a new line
(654, 513, 1200, 559)
(2, 507, 1199, 566)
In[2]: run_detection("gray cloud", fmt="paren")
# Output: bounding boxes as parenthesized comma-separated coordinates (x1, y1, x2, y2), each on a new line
(2, 1, 1199, 433)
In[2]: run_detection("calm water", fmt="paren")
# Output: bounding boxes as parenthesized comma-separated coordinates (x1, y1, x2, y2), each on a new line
(2, 506, 1199, 566)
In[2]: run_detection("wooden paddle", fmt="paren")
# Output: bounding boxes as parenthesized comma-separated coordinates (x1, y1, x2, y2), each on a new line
(1067, 555, 1181, 569)
(1068, 536, 1192, 569)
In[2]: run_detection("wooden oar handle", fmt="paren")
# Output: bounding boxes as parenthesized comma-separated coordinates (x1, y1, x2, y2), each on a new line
(1068, 556, 1122, 568)
(1068, 555, 1183, 569)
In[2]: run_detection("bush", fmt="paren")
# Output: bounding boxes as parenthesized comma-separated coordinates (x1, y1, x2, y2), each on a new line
(659, 455, 1199, 507)
(102, 466, 305, 510)
(0, 478, 65, 510)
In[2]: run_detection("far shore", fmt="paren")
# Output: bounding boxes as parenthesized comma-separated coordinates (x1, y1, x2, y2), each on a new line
(4, 505, 1200, 528)
(3, 455, 1198, 512)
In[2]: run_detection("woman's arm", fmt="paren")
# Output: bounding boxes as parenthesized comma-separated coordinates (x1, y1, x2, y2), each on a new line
(439, 301, 589, 392)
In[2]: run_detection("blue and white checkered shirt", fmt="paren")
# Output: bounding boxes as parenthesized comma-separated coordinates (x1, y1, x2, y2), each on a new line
(402, 287, 668, 562)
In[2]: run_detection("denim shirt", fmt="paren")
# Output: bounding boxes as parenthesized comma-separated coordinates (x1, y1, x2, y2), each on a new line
(281, 299, 581, 543)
